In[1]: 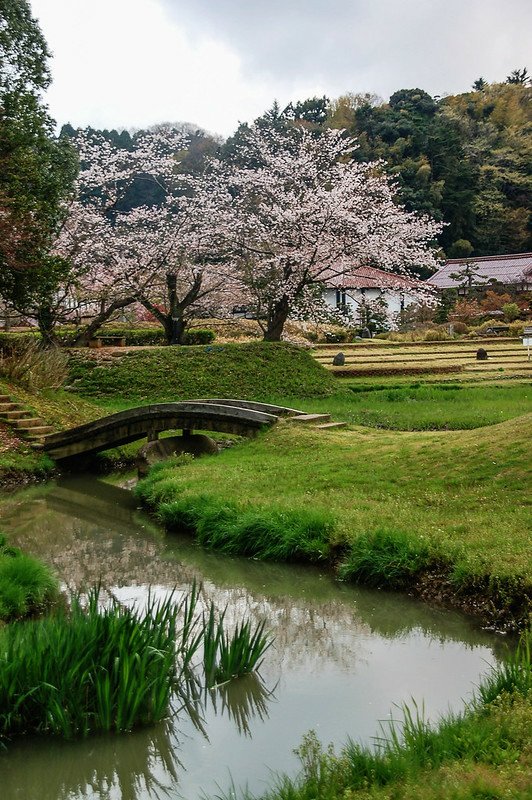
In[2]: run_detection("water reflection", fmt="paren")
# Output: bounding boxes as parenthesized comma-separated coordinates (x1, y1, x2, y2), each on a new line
(1, 673, 275, 800)
(0, 475, 513, 800)
(208, 673, 276, 738)
(2, 719, 181, 800)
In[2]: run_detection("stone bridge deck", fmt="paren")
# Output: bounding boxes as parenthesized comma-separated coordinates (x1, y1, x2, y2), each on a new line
(42, 400, 303, 462)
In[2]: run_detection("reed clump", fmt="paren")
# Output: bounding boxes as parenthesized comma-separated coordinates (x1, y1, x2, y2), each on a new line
(203, 604, 271, 687)
(0, 583, 272, 744)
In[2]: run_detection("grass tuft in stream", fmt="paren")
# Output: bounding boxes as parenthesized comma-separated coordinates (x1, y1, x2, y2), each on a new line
(203, 603, 271, 687)
(0, 533, 58, 621)
(0, 583, 272, 744)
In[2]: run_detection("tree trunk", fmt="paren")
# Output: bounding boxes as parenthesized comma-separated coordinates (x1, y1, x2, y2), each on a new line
(37, 306, 58, 347)
(73, 296, 136, 346)
(263, 298, 290, 341)
(163, 314, 186, 345)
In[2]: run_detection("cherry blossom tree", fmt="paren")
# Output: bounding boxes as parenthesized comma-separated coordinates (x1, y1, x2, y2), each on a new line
(211, 125, 442, 341)
(56, 129, 235, 345)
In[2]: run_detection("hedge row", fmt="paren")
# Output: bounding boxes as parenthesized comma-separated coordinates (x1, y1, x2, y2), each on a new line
(0, 327, 215, 351)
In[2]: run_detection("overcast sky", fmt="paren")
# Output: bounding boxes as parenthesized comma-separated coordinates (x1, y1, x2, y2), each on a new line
(30, 0, 531, 138)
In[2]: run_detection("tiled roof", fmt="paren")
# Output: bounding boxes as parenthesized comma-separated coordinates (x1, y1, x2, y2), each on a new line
(326, 265, 426, 291)
(429, 253, 532, 289)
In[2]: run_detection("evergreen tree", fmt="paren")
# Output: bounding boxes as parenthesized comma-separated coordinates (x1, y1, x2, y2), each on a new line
(0, 0, 77, 340)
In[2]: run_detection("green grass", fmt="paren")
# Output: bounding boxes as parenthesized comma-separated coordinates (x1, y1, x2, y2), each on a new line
(202, 603, 271, 687)
(0, 583, 273, 744)
(0, 533, 58, 621)
(231, 634, 532, 800)
(270, 383, 532, 431)
(135, 412, 532, 629)
(67, 342, 337, 402)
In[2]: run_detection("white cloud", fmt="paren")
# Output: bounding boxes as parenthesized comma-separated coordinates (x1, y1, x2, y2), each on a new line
(29, 0, 532, 137)
(31, 0, 322, 135)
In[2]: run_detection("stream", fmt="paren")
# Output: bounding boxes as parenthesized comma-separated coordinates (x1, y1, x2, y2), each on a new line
(0, 474, 511, 800)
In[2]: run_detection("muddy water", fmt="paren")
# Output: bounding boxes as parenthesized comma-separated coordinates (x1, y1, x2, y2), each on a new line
(0, 475, 510, 800)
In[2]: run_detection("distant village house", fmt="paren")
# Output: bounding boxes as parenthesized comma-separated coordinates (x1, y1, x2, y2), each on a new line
(429, 252, 532, 294)
(323, 265, 429, 326)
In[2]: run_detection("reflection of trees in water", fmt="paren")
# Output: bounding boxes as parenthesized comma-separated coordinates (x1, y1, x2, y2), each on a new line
(1, 673, 275, 800)
(0, 479, 507, 668)
(1, 719, 181, 800)
(208, 673, 275, 738)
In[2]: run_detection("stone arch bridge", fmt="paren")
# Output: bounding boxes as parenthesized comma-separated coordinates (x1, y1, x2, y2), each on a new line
(42, 400, 307, 462)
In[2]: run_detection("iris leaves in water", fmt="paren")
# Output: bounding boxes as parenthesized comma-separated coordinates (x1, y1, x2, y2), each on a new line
(0, 582, 273, 743)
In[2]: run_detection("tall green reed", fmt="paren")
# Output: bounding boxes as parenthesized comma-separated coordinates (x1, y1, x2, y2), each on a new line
(0, 582, 273, 744)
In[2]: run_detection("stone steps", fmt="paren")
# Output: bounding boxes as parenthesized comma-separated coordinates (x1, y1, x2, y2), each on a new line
(0, 409, 32, 420)
(288, 413, 348, 432)
(288, 413, 331, 425)
(0, 402, 19, 412)
(11, 417, 43, 428)
(18, 424, 54, 435)
(0, 394, 53, 445)
(313, 421, 347, 430)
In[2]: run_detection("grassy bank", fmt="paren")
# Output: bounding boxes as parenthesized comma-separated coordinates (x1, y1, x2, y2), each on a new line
(270, 382, 531, 431)
(236, 635, 532, 800)
(67, 342, 337, 402)
(136, 413, 532, 630)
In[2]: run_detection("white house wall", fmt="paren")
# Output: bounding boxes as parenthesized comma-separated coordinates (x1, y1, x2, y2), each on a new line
(323, 288, 420, 322)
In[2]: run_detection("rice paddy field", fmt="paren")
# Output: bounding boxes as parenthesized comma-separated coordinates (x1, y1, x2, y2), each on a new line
(312, 337, 532, 381)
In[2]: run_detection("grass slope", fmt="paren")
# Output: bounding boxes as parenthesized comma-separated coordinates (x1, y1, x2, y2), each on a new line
(67, 343, 337, 403)
(136, 413, 532, 629)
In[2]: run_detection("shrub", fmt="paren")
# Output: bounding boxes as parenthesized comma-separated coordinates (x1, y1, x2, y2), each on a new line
(508, 320, 526, 337)
(182, 328, 216, 345)
(502, 302, 520, 322)
(387, 327, 452, 343)
(451, 321, 469, 335)
(323, 330, 350, 344)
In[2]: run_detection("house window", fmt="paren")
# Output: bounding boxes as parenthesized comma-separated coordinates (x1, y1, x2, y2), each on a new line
(335, 289, 346, 309)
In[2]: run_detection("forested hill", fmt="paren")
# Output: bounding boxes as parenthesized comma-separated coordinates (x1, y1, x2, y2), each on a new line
(61, 77, 531, 261)
(327, 82, 531, 259)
